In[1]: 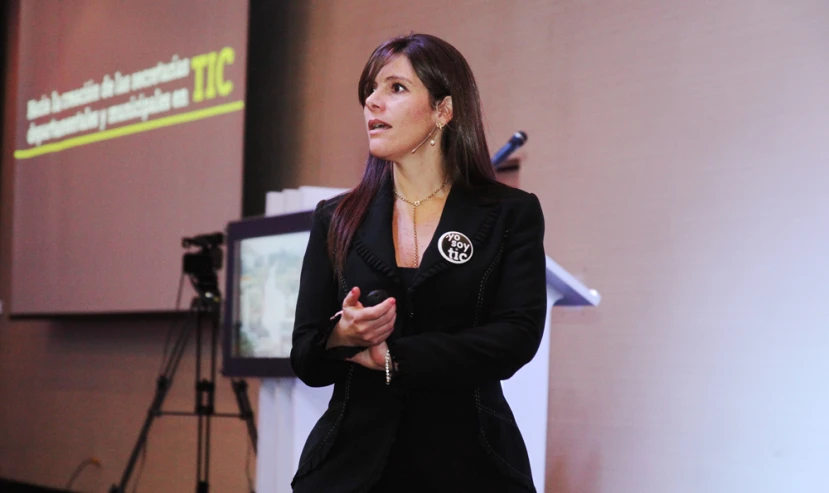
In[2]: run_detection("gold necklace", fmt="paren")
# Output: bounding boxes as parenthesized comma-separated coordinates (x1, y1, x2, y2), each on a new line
(394, 177, 450, 267)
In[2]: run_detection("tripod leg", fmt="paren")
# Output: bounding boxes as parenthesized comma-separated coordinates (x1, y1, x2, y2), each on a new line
(197, 409, 209, 493)
(110, 318, 192, 493)
(204, 297, 219, 490)
(232, 379, 258, 454)
(195, 301, 214, 493)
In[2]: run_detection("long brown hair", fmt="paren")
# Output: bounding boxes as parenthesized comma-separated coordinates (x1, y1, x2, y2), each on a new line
(329, 33, 496, 274)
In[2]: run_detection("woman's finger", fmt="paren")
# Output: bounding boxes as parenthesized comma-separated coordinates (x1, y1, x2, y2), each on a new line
(358, 306, 396, 338)
(367, 313, 396, 345)
(353, 297, 396, 322)
(342, 286, 361, 308)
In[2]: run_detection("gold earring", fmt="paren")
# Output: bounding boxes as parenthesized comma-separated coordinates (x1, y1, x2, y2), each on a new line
(430, 122, 444, 146)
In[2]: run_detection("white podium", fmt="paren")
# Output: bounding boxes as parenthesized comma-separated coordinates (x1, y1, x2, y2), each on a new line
(255, 188, 601, 493)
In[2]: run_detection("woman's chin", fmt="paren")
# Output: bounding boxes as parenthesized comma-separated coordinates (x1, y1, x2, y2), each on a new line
(368, 147, 399, 162)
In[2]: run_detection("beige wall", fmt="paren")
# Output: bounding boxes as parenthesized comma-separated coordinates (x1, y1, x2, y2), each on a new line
(2, 1, 829, 492)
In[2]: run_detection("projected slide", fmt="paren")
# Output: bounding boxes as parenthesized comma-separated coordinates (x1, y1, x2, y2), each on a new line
(18, 48, 240, 159)
(11, 1, 249, 314)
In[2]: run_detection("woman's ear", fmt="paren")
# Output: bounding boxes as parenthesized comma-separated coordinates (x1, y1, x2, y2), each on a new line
(436, 96, 453, 125)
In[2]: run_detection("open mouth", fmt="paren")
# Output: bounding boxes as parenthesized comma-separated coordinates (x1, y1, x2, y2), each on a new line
(368, 119, 391, 131)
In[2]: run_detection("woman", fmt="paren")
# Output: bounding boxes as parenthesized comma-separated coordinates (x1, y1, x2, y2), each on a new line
(291, 33, 547, 493)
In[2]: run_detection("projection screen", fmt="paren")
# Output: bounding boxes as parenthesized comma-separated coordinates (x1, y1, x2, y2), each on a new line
(11, 1, 248, 315)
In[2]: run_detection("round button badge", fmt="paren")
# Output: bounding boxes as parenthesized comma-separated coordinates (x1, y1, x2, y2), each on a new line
(437, 231, 474, 264)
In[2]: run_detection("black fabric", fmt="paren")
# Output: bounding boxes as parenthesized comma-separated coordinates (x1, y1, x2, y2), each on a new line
(291, 178, 546, 493)
(398, 266, 417, 289)
(370, 266, 513, 491)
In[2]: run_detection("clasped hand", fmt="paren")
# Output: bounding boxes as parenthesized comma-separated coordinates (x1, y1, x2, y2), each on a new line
(326, 286, 396, 371)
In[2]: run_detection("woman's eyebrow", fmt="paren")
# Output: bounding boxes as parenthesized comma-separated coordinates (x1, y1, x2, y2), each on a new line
(383, 75, 414, 84)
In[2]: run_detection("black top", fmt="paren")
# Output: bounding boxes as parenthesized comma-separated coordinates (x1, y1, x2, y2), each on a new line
(367, 266, 511, 492)
(291, 180, 545, 493)
(398, 266, 417, 288)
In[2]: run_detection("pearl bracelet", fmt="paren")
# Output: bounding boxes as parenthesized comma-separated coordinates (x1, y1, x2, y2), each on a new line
(385, 349, 392, 385)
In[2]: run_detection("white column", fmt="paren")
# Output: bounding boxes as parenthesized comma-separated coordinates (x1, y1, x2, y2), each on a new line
(256, 378, 295, 493)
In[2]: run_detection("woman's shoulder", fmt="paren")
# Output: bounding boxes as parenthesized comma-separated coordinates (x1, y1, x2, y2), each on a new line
(313, 190, 350, 221)
(472, 180, 542, 211)
(475, 182, 545, 243)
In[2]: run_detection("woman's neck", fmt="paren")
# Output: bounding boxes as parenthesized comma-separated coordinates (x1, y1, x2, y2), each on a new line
(391, 155, 450, 201)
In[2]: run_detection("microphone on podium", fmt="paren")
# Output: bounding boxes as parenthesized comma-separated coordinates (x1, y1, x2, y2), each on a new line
(491, 131, 528, 168)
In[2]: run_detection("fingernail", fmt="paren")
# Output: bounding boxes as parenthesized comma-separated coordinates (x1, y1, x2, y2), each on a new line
(391, 298, 396, 304)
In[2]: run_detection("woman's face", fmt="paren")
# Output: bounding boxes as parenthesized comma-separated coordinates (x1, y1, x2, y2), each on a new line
(363, 55, 438, 162)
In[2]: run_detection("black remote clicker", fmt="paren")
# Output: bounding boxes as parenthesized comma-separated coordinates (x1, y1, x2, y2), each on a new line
(365, 289, 389, 307)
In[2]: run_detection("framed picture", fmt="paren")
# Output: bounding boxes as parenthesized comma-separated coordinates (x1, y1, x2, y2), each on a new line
(221, 210, 314, 377)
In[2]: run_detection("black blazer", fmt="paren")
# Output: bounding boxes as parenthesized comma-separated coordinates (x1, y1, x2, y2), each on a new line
(290, 177, 547, 493)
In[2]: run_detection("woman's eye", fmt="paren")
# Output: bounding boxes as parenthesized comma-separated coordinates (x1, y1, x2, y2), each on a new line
(392, 83, 406, 93)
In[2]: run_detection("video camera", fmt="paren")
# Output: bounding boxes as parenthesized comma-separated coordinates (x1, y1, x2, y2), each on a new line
(182, 232, 224, 299)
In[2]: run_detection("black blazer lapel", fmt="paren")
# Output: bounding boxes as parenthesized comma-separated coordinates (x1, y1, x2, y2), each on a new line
(412, 183, 501, 289)
(352, 176, 401, 284)
(351, 177, 501, 288)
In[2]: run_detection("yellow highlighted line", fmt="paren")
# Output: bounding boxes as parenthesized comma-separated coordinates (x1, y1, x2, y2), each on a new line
(14, 100, 245, 160)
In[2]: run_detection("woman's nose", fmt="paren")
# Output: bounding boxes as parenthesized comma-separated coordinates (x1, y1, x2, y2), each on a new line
(365, 90, 382, 110)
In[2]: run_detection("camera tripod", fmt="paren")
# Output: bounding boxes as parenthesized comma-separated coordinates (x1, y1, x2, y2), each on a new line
(109, 292, 257, 493)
